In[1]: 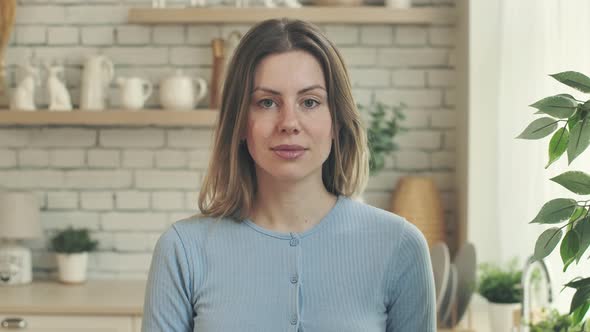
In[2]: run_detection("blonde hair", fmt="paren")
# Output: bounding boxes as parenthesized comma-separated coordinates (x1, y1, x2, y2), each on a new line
(198, 18, 369, 220)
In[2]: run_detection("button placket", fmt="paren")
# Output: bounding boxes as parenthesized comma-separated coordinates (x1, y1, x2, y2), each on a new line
(289, 233, 302, 329)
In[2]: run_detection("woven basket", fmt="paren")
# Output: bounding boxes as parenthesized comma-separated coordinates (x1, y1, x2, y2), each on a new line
(390, 176, 446, 247)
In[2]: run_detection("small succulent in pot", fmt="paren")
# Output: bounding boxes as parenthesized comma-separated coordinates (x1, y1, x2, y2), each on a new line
(50, 227, 98, 254)
(50, 227, 98, 284)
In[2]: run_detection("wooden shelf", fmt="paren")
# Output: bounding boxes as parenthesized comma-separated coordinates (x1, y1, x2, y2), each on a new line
(128, 7, 456, 25)
(0, 109, 218, 127)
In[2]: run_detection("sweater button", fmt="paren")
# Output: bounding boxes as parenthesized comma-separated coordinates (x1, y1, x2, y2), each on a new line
(291, 275, 298, 284)
(290, 315, 298, 325)
(290, 238, 299, 246)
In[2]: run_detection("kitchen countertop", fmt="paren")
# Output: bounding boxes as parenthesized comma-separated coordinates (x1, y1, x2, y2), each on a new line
(0, 280, 493, 331)
(0, 280, 146, 315)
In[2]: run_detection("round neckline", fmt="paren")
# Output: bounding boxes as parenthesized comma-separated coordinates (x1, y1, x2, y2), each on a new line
(243, 195, 345, 240)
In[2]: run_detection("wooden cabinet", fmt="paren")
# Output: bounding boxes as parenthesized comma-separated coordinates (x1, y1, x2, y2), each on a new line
(0, 314, 140, 332)
(0, 281, 145, 332)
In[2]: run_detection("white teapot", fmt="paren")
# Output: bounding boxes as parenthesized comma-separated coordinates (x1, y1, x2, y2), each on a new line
(159, 70, 207, 111)
(116, 77, 153, 110)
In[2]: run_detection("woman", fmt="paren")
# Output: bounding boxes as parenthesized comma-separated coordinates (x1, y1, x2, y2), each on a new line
(142, 18, 435, 332)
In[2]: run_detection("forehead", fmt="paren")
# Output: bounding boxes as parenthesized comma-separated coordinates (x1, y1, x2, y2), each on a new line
(253, 50, 325, 87)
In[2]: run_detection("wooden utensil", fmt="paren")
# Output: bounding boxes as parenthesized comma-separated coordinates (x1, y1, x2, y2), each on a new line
(210, 38, 225, 109)
(0, 0, 17, 107)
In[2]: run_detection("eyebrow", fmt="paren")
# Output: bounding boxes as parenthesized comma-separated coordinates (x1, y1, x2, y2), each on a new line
(251, 85, 326, 95)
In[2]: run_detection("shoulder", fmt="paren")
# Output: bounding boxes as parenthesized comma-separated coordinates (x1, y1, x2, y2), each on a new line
(337, 196, 411, 236)
(158, 214, 238, 251)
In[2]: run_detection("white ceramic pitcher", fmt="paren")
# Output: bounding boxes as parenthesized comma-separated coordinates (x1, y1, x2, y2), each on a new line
(116, 77, 153, 110)
(80, 55, 114, 111)
(159, 70, 207, 111)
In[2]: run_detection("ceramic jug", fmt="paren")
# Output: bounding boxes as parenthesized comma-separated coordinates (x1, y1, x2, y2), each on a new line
(116, 77, 153, 110)
(80, 55, 114, 111)
(159, 70, 207, 111)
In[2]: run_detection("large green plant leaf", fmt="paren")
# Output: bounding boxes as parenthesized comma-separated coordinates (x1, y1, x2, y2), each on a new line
(566, 277, 590, 290)
(573, 302, 590, 326)
(561, 229, 580, 272)
(547, 128, 570, 168)
(530, 95, 578, 118)
(568, 118, 590, 164)
(530, 198, 578, 224)
(551, 71, 590, 93)
(551, 171, 590, 195)
(569, 110, 582, 131)
(517, 117, 559, 140)
(534, 227, 563, 260)
(574, 217, 590, 263)
(571, 287, 590, 314)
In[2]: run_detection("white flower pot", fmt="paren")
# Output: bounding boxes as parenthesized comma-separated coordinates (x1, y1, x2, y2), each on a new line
(488, 302, 520, 332)
(385, 0, 411, 8)
(56, 252, 89, 284)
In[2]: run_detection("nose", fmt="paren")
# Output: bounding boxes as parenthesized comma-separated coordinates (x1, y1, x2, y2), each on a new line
(277, 103, 300, 135)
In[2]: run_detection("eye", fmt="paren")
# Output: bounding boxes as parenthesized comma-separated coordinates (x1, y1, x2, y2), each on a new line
(258, 99, 276, 109)
(303, 99, 320, 109)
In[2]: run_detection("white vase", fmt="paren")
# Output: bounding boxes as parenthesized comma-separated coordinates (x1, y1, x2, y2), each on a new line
(488, 302, 520, 332)
(56, 252, 88, 284)
(385, 0, 411, 8)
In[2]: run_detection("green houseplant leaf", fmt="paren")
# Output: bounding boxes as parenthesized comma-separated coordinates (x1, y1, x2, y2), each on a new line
(571, 287, 590, 315)
(534, 227, 563, 261)
(551, 71, 590, 93)
(574, 217, 590, 263)
(551, 171, 590, 195)
(50, 227, 98, 254)
(360, 102, 406, 175)
(561, 229, 580, 272)
(572, 302, 590, 326)
(477, 260, 522, 304)
(568, 118, 590, 164)
(530, 94, 578, 118)
(547, 128, 570, 168)
(517, 117, 559, 140)
(530, 198, 578, 224)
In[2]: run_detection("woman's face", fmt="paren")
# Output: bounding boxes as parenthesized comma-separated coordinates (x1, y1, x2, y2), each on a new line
(246, 50, 333, 184)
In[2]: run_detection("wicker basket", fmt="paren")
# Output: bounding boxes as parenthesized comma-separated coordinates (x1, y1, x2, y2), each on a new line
(390, 176, 446, 247)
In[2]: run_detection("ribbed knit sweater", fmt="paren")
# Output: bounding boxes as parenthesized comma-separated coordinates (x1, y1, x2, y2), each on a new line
(141, 195, 436, 332)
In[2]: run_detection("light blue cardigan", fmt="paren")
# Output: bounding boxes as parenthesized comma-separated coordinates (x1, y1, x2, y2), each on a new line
(142, 195, 436, 331)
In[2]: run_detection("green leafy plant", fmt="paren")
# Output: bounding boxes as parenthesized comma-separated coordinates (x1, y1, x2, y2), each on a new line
(50, 227, 98, 254)
(517, 71, 590, 325)
(530, 309, 590, 332)
(477, 259, 523, 303)
(358, 101, 406, 175)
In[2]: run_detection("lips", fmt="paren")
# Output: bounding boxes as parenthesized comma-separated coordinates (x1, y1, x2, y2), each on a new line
(271, 144, 306, 151)
(270, 144, 307, 160)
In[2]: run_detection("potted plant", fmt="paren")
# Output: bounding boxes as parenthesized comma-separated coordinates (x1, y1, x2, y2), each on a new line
(50, 227, 98, 284)
(530, 309, 590, 332)
(358, 101, 406, 176)
(517, 71, 590, 326)
(477, 259, 523, 332)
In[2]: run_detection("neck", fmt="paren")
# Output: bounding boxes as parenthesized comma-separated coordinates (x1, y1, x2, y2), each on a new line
(250, 173, 337, 233)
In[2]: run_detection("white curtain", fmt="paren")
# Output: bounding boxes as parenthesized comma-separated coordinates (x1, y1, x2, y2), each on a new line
(496, 0, 590, 312)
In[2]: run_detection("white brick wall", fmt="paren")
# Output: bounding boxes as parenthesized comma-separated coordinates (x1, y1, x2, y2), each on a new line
(48, 27, 79, 45)
(47, 191, 79, 209)
(115, 191, 150, 210)
(2, 0, 457, 279)
(81, 192, 114, 210)
(395, 26, 427, 46)
(0, 150, 17, 167)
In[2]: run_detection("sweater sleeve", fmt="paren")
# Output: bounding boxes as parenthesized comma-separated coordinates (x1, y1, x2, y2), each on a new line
(385, 221, 436, 332)
(142, 225, 195, 332)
